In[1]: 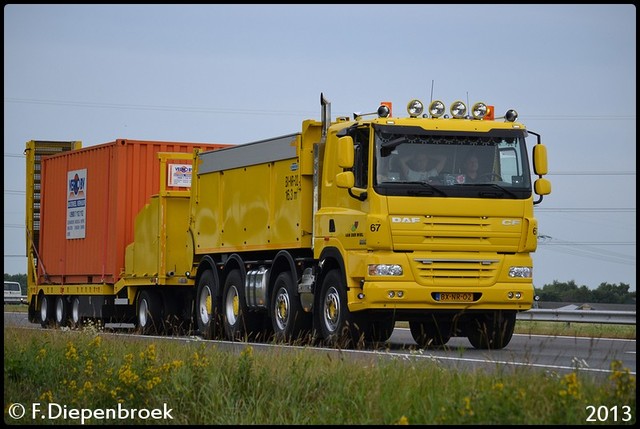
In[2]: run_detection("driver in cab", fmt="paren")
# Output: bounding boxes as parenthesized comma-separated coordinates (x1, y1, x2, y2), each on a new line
(462, 153, 480, 182)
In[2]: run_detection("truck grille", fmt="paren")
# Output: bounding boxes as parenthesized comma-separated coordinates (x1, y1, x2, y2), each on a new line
(412, 257, 500, 286)
(391, 215, 522, 253)
(389, 214, 524, 287)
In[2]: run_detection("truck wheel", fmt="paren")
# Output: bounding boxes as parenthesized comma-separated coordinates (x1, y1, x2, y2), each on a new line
(196, 270, 220, 339)
(409, 317, 452, 348)
(54, 296, 70, 327)
(271, 272, 312, 343)
(316, 269, 360, 348)
(223, 269, 263, 341)
(38, 294, 54, 328)
(137, 290, 163, 335)
(363, 315, 395, 344)
(467, 311, 516, 350)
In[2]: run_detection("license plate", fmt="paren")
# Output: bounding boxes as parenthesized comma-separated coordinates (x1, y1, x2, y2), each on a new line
(437, 292, 474, 302)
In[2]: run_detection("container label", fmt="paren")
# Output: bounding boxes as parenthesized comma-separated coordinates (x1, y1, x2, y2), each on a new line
(168, 164, 192, 188)
(67, 169, 87, 239)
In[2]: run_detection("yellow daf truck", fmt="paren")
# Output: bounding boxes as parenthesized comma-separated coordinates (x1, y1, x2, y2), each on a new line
(26, 94, 550, 350)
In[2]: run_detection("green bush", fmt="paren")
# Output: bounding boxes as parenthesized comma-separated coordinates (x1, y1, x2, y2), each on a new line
(4, 327, 635, 425)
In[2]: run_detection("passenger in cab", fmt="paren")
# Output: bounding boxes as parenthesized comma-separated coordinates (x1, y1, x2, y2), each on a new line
(398, 151, 446, 181)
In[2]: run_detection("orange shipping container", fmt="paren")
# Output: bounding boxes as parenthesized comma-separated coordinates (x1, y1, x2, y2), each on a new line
(38, 139, 229, 285)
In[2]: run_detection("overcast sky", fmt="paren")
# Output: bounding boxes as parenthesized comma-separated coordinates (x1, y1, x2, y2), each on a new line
(4, 4, 636, 291)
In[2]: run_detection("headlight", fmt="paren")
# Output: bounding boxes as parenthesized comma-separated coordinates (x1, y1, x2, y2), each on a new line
(406, 99, 424, 118)
(428, 100, 445, 118)
(450, 100, 467, 118)
(509, 266, 532, 278)
(471, 102, 488, 119)
(505, 109, 518, 122)
(368, 264, 403, 276)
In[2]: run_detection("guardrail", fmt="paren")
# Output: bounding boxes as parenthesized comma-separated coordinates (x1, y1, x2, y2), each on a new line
(517, 309, 636, 325)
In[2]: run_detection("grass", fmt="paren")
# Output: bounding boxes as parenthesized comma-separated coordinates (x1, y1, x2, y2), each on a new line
(514, 320, 636, 340)
(3, 325, 636, 425)
(4, 303, 28, 312)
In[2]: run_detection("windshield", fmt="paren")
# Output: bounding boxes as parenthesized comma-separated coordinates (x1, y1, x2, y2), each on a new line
(374, 126, 532, 199)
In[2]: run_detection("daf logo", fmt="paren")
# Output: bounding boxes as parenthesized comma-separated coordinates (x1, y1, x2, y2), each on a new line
(502, 219, 521, 226)
(391, 217, 421, 224)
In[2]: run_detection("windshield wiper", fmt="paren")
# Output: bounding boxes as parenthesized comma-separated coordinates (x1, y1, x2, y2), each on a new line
(403, 181, 447, 196)
(480, 183, 518, 198)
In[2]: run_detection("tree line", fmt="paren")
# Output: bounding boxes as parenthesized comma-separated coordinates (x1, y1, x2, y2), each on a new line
(534, 280, 635, 304)
(4, 273, 636, 305)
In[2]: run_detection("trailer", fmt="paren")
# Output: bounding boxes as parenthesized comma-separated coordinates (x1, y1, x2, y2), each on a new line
(25, 139, 230, 330)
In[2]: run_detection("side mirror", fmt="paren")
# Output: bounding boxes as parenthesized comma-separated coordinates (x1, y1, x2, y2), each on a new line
(534, 178, 551, 195)
(337, 136, 354, 169)
(336, 171, 355, 188)
(533, 144, 548, 176)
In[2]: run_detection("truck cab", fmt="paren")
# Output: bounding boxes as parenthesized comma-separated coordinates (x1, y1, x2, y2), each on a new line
(311, 97, 551, 348)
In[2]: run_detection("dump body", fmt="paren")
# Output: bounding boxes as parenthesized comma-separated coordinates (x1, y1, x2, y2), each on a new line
(122, 152, 198, 291)
(191, 127, 319, 254)
(32, 139, 229, 285)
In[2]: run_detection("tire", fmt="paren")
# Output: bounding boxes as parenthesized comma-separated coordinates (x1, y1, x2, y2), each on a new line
(195, 270, 220, 339)
(467, 311, 516, 350)
(161, 291, 187, 335)
(409, 317, 452, 348)
(270, 272, 312, 343)
(316, 269, 360, 348)
(137, 290, 163, 335)
(38, 294, 54, 328)
(364, 316, 395, 344)
(70, 296, 82, 328)
(54, 296, 70, 327)
(222, 269, 264, 341)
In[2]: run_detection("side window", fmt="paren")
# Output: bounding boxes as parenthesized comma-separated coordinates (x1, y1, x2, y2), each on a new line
(351, 128, 370, 189)
(499, 147, 519, 179)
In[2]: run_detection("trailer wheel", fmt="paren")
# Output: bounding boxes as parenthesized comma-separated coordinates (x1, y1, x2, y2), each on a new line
(137, 290, 163, 335)
(38, 294, 54, 328)
(316, 269, 360, 348)
(271, 272, 312, 343)
(54, 296, 70, 327)
(70, 296, 82, 328)
(467, 311, 516, 350)
(409, 317, 452, 348)
(196, 270, 220, 339)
